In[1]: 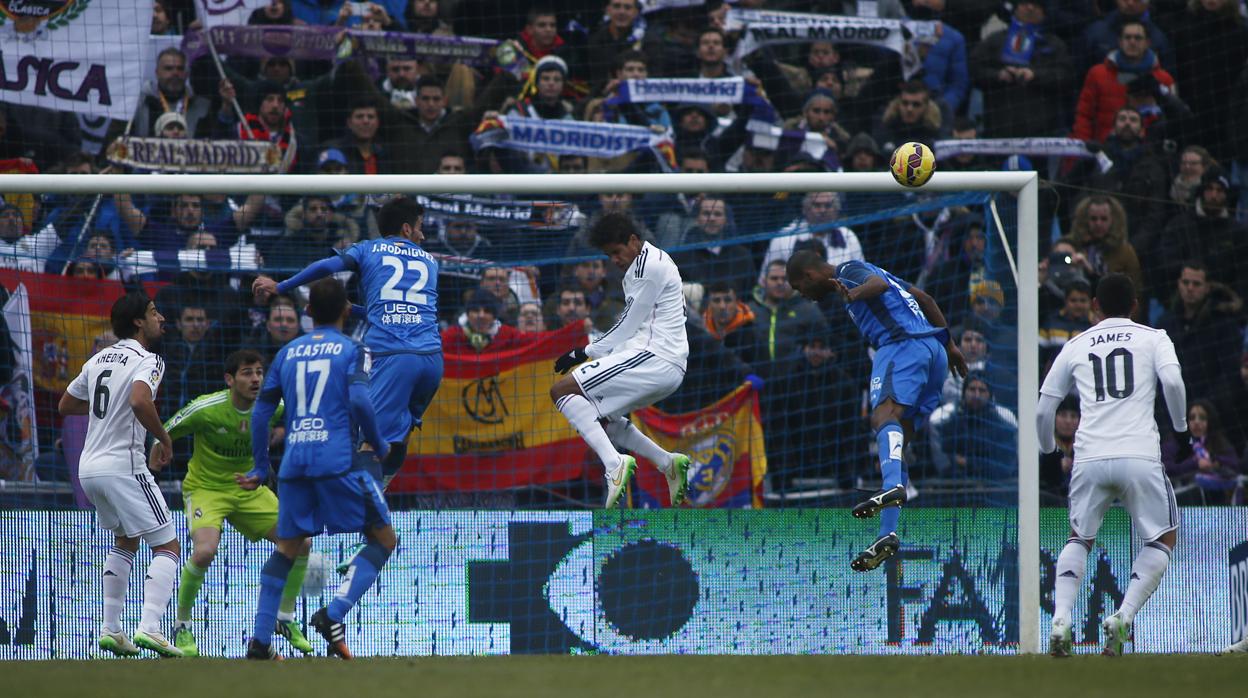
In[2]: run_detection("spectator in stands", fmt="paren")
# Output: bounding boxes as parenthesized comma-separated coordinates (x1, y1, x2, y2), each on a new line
(783, 90, 852, 160)
(313, 148, 378, 238)
(1212, 352, 1248, 454)
(1080, 0, 1174, 74)
(1158, 261, 1243, 401)
(224, 87, 299, 173)
(548, 287, 591, 331)
(424, 217, 491, 260)
(841, 133, 886, 173)
(442, 289, 528, 353)
(154, 230, 251, 345)
(1170, 145, 1215, 207)
(640, 5, 702, 78)
(671, 102, 749, 172)
(702, 281, 758, 365)
(516, 301, 546, 333)
(1163, 399, 1242, 505)
(758, 192, 862, 286)
(1072, 20, 1174, 145)
(871, 80, 947, 153)
(64, 258, 105, 280)
(274, 196, 360, 270)
(1159, 168, 1248, 298)
(908, 0, 969, 114)
(1040, 397, 1080, 499)
(924, 213, 986, 328)
(929, 372, 1019, 481)
(1068, 109, 1169, 247)
(213, 52, 336, 150)
(1125, 72, 1194, 150)
(941, 320, 989, 407)
(474, 264, 522, 327)
(296, 0, 402, 26)
(323, 99, 387, 174)
(436, 151, 468, 174)
(75, 233, 125, 282)
(401, 77, 475, 174)
(151, 0, 175, 34)
(587, 0, 643, 92)
(116, 193, 256, 253)
(1068, 195, 1144, 301)
(134, 48, 212, 138)
(671, 197, 755, 296)
(1175, 0, 1248, 159)
(0, 196, 56, 272)
(940, 118, 991, 172)
(552, 258, 624, 333)
(159, 303, 223, 419)
(1040, 278, 1093, 371)
(250, 294, 302, 364)
(746, 260, 829, 379)
(971, 0, 1072, 138)
(405, 0, 452, 34)
(248, 0, 293, 25)
(154, 111, 189, 140)
(598, 51, 672, 133)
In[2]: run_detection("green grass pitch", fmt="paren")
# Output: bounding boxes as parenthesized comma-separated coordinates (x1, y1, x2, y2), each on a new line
(7, 655, 1246, 698)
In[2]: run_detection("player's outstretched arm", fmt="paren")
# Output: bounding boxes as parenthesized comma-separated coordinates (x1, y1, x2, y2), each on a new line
(255, 256, 350, 300)
(909, 285, 968, 378)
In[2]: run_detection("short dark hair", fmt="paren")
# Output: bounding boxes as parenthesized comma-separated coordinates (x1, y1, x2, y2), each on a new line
(1064, 278, 1092, 298)
(679, 147, 710, 165)
(526, 6, 556, 23)
(348, 96, 379, 115)
(377, 196, 425, 236)
(614, 50, 647, 73)
(1180, 259, 1207, 276)
(900, 80, 931, 97)
(416, 75, 444, 93)
(698, 27, 727, 45)
(706, 280, 735, 296)
(785, 249, 825, 282)
(111, 291, 152, 339)
(588, 212, 639, 248)
(1119, 19, 1147, 37)
(1094, 273, 1136, 317)
(307, 278, 349, 325)
(225, 349, 265, 376)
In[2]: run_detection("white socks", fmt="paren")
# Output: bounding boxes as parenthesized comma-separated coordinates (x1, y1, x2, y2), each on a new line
(1053, 538, 1090, 625)
(1119, 541, 1171, 624)
(604, 418, 674, 472)
(102, 547, 135, 634)
(556, 394, 621, 470)
(139, 549, 180, 635)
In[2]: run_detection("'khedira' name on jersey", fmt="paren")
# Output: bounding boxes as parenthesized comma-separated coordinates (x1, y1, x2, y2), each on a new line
(586, 242, 689, 369)
(67, 338, 165, 478)
(1040, 318, 1180, 463)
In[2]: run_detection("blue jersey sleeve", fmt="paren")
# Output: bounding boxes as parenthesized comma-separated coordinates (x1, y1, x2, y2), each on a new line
(275, 255, 347, 295)
(258, 349, 285, 404)
(837, 260, 876, 287)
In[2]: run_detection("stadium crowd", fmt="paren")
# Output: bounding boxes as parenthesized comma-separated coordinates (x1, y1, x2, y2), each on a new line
(2, 0, 1247, 506)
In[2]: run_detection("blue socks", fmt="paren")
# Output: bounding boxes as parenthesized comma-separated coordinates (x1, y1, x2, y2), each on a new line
(253, 551, 294, 647)
(876, 422, 905, 538)
(327, 541, 392, 623)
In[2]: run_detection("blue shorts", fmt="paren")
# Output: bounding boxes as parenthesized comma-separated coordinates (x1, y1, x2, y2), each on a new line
(371, 352, 443, 444)
(276, 467, 391, 539)
(869, 335, 947, 422)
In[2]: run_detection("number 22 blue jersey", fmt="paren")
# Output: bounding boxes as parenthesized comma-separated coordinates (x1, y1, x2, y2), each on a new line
(263, 327, 369, 479)
(837, 260, 941, 349)
(339, 237, 441, 355)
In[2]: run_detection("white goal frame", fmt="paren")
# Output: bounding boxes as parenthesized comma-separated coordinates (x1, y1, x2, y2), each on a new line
(0, 171, 1041, 654)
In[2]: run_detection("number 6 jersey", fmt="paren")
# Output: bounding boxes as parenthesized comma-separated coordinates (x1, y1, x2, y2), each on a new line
(1040, 317, 1181, 463)
(66, 338, 165, 478)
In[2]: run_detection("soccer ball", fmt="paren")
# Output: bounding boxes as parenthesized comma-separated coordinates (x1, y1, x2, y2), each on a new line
(889, 142, 936, 188)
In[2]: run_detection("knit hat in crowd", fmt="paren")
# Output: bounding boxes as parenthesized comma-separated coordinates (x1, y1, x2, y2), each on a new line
(154, 111, 188, 134)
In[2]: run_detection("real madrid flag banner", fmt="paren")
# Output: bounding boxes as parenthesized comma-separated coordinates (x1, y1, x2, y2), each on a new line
(390, 324, 590, 493)
(629, 383, 767, 509)
(106, 137, 284, 174)
(0, 0, 154, 119)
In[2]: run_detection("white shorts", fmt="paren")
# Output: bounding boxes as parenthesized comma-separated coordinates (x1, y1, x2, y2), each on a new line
(81, 472, 176, 545)
(1068, 457, 1179, 542)
(573, 349, 684, 420)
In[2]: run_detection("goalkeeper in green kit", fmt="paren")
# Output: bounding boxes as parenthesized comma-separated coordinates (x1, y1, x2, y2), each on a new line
(156, 349, 313, 657)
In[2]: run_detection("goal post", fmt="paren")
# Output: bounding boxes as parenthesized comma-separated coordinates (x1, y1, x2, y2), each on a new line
(0, 171, 1041, 654)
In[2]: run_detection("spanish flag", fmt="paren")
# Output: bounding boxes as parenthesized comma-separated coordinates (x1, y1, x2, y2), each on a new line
(0, 271, 159, 393)
(389, 323, 590, 493)
(629, 384, 767, 509)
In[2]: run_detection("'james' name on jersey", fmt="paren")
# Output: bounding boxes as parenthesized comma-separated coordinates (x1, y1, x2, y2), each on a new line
(1040, 317, 1181, 463)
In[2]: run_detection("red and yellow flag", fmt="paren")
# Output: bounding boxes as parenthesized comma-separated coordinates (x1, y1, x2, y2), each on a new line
(389, 323, 590, 493)
(629, 384, 767, 509)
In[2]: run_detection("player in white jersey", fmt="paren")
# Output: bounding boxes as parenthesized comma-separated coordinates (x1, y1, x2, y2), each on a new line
(1036, 274, 1190, 658)
(550, 212, 692, 508)
(58, 292, 184, 658)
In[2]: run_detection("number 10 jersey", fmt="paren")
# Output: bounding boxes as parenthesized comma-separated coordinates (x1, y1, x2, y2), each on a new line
(1040, 317, 1181, 463)
(66, 338, 165, 478)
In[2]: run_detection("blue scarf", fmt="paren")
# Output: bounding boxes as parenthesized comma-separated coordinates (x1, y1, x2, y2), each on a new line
(999, 18, 1041, 67)
(1107, 49, 1157, 76)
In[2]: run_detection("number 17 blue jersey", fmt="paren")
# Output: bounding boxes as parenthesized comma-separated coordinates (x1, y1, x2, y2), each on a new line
(339, 237, 441, 355)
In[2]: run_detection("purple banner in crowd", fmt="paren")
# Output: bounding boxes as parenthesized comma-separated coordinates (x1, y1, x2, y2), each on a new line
(183, 25, 498, 66)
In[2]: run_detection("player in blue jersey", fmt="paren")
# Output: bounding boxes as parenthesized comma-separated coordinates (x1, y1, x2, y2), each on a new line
(253, 196, 442, 479)
(787, 250, 968, 571)
(238, 278, 395, 660)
